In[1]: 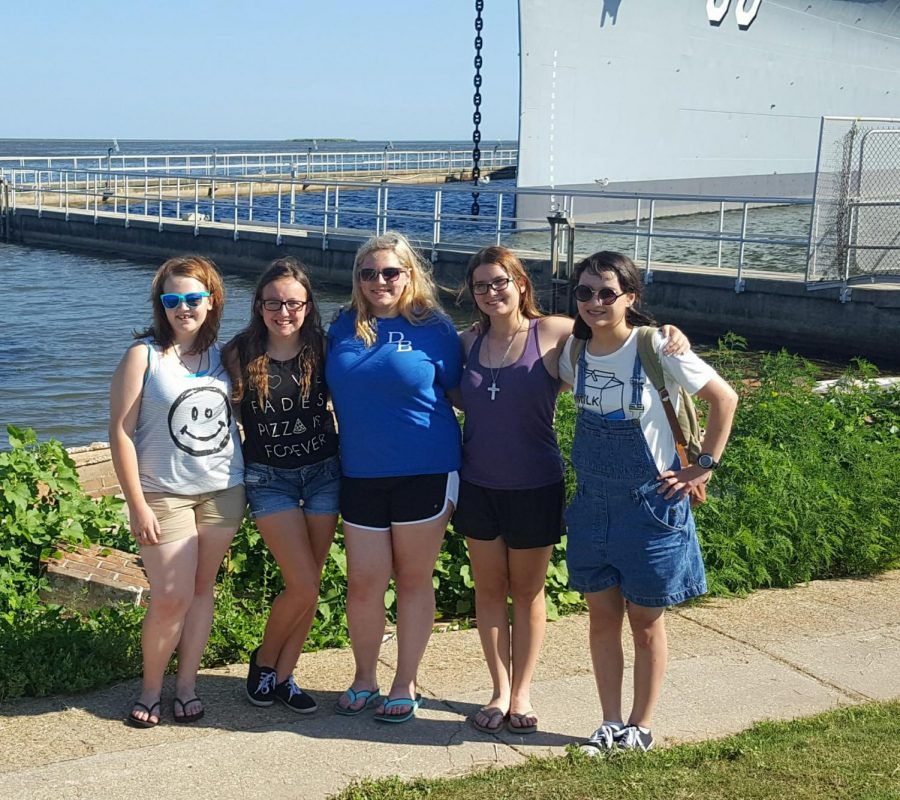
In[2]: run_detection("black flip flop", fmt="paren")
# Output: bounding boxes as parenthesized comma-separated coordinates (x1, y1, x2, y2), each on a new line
(173, 696, 205, 724)
(125, 700, 161, 728)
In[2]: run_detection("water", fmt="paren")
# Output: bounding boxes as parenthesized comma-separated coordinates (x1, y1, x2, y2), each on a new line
(0, 137, 821, 448)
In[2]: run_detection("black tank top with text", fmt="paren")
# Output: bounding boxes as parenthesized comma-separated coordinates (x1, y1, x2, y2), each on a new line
(240, 357, 339, 468)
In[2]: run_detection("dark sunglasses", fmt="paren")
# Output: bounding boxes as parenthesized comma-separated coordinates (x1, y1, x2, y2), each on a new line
(573, 285, 626, 305)
(160, 291, 210, 309)
(260, 299, 308, 312)
(358, 267, 407, 283)
(472, 277, 512, 295)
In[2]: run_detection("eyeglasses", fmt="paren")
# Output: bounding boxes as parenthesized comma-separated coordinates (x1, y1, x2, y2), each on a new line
(573, 285, 626, 305)
(160, 291, 210, 309)
(472, 277, 512, 295)
(260, 299, 308, 312)
(358, 267, 407, 283)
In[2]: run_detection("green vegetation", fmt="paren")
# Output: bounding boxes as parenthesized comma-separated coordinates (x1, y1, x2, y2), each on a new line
(331, 701, 900, 800)
(1, 338, 898, 701)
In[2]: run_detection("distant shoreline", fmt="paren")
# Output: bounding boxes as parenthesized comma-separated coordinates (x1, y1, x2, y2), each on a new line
(287, 138, 357, 143)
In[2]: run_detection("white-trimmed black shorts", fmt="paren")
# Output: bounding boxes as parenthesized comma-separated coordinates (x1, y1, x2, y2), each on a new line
(340, 472, 459, 531)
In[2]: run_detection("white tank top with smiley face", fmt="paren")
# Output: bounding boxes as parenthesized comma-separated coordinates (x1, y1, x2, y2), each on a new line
(133, 339, 244, 494)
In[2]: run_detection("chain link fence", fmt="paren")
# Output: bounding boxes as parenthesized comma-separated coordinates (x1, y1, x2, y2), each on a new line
(806, 117, 900, 287)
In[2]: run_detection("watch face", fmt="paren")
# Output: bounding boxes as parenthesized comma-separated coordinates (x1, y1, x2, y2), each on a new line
(698, 454, 715, 469)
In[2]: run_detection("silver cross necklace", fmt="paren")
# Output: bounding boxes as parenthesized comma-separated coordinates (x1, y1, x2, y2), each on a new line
(485, 324, 526, 401)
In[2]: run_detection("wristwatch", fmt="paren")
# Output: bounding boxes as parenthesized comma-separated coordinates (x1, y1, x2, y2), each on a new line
(697, 453, 720, 470)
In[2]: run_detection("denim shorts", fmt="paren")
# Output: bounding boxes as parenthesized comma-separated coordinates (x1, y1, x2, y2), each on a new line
(244, 454, 341, 519)
(565, 476, 707, 607)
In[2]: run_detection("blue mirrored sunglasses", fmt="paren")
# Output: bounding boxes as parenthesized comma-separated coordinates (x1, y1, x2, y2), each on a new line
(160, 291, 210, 309)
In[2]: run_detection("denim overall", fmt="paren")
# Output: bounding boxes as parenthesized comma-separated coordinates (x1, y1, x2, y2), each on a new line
(564, 344, 707, 607)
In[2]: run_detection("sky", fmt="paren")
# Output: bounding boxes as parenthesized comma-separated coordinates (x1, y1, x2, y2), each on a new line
(4, 0, 521, 141)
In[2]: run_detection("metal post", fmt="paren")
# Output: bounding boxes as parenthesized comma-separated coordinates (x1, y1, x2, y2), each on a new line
(276, 183, 283, 245)
(64, 172, 70, 221)
(495, 192, 504, 246)
(143, 175, 149, 216)
(158, 177, 164, 231)
(433, 189, 442, 245)
(644, 200, 655, 283)
(735, 203, 749, 292)
(124, 175, 130, 228)
(176, 177, 181, 219)
(248, 181, 254, 223)
(334, 185, 340, 229)
(233, 181, 239, 240)
(323, 186, 330, 241)
(290, 178, 296, 226)
(717, 201, 725, 268)
(633, 199, 641, 261)
(193, 180, 200, 236)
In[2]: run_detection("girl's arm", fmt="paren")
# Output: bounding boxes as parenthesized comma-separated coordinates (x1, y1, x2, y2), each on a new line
(108, 344, 161, 545)
(659, 324, 690, 356)
(658, 374, 738, 500)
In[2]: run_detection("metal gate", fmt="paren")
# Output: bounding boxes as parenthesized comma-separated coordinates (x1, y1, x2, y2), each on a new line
(806, 116, 900, 298)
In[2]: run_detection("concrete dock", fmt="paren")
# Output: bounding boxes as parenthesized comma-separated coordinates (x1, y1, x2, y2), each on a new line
(2, 571, 898, 800)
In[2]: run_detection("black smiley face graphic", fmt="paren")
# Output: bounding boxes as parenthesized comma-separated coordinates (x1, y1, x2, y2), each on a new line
(167, 386, 232, 456)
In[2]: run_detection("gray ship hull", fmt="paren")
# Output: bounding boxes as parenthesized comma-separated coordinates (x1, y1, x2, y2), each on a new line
(517, 0, 900, 219)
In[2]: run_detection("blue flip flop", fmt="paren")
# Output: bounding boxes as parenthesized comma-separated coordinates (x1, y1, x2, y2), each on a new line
(374, 694, 422, 724)
(334, 687, 381, 716)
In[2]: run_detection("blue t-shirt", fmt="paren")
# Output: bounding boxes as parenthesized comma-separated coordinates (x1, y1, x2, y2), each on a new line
(326, 309, 463, 478)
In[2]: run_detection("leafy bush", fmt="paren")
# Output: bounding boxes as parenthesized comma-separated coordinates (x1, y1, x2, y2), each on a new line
(2, 342, 899, 700)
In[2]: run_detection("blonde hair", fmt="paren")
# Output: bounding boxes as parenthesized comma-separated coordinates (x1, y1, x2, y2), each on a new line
(350, 232, 442, 346)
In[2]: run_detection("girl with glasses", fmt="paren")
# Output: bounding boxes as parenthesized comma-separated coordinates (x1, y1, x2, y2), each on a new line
(326, 232, 463, 723)
(222, 258, 340, 715)
(454, 246, 690, 736)
(560, 251, 738, 753)
(110, 255, 245, 728)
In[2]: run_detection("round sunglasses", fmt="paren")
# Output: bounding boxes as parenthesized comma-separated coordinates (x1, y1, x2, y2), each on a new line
(573, 285, 626, 305)
(160, 291, 210, 309)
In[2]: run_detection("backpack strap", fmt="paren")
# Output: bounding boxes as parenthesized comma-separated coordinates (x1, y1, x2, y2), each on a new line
(636, 326, 690, 458)
(568, 335, 585, 378)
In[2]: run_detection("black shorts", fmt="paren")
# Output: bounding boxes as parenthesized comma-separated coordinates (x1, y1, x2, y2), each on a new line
(452, 478, 565, 550)
(340, 472, 459, 531)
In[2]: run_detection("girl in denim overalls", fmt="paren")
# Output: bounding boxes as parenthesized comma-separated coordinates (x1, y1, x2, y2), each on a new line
(558, 252, 738, 752)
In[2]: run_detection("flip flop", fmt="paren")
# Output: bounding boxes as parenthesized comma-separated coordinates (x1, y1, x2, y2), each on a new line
(125, 700, 161, 728)
(472, 706, 508, 734)
(173, 696, 205, 724)
(334, 687, 381, 716)
(507, 710, 538, 735)
(374, 694, 422, 724)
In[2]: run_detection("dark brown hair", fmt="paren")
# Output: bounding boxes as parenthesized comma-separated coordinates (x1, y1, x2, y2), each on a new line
(462, 245, 543, 331)
(223, 257, 324, 404)
(135, 254, 224, 354)
(571, 251, 655, 340)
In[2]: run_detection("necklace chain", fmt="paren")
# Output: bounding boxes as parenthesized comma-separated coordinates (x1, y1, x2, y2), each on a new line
(174, 346, 206, 375)
(485, 322, 526, 400)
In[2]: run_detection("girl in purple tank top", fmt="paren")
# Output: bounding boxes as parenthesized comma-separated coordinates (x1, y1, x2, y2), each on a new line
(454, 246, 690, 736)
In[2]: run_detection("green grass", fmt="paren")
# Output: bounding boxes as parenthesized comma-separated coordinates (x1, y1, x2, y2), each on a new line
(333, 701, 900, 800)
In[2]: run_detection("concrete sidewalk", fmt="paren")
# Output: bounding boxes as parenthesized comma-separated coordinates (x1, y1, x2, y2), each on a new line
(2, 572, 898, 800)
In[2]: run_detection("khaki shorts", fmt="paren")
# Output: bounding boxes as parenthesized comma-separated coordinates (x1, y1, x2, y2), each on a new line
(143, 484, 247, 544)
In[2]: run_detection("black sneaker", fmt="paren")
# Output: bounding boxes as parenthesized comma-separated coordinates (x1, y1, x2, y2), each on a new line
(246, 646, 277, 707)
(579, 722, 624, 756)
(615, 724, 655, 751)
(273, 676, 317, 714)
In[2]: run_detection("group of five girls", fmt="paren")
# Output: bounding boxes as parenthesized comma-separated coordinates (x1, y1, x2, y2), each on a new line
(110, 232, 736, 751)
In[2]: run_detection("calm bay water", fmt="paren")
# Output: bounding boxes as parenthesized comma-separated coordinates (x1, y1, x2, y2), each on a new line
(0, 138, 830, 448)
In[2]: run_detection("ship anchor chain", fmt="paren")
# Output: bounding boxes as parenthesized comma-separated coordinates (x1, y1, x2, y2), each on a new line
(471, 0, 484, 217)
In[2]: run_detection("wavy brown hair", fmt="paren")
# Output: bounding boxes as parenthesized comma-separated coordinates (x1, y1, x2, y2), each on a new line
(135, 254, 224, 354)
(571, 251, 655, 340)
(350, 232, 441, 346)
(223, 257, 324, 404)
(462, 245, 543, 331)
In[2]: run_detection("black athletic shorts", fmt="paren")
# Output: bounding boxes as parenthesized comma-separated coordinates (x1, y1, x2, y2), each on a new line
(340, 472, 459, 531)
(452, 478, 565, 550)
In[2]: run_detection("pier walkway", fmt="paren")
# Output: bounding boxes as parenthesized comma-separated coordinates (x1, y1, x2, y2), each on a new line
(2, 571, 898, 800)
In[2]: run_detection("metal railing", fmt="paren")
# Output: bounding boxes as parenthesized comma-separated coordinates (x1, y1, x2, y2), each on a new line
(0, 147, 518, 180)
(1, 165, 814, 289)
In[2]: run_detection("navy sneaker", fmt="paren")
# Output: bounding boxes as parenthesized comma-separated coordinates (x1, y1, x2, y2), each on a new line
(615, 724, 655, 751)
(246, 646, 277, 707)
(579, 721, 624, 756)
(273, 676, 317, 714)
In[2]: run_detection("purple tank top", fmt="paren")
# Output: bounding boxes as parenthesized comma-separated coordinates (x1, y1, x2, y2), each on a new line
(460, 319, 564, 489)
